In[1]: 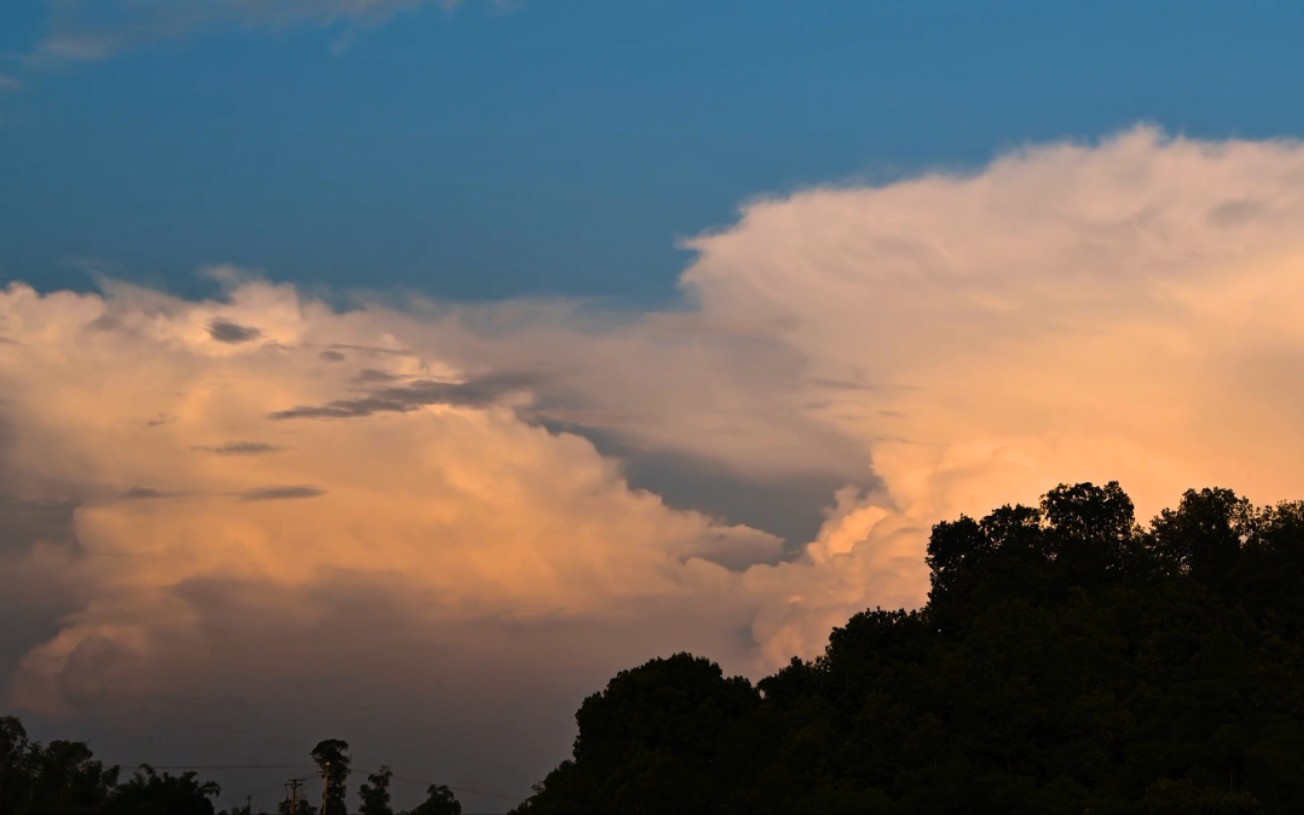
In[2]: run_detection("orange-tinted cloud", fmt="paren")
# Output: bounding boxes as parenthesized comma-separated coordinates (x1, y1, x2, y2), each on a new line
(5, 127, 1304, 804)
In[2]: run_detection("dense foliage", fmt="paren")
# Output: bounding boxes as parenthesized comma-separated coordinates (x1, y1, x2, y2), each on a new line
(515, 483, 1304, 814)
(0, 724, 459, 815)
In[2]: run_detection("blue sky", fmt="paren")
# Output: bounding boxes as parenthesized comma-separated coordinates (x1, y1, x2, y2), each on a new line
(3, 1, 1303, 304)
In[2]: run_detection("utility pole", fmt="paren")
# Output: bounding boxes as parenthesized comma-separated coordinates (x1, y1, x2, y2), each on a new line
(285, 778, 305, 814)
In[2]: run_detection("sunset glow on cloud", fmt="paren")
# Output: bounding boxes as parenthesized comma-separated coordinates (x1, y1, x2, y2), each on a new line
(5, 128, 1304, 799)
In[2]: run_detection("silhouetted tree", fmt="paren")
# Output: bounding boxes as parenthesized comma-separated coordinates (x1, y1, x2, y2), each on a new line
(0, 715, 31, 810)
(1041, 480, 1134, 582)
(310, 740, 350, 815)
(0, 716, 234, 815)
(105, 765, 219, 815)
(925, 513, 990, 603)
(358, 765, 393, 815)
(514, 482, 1304, 814)
(1147, 486, 1250, 579)
(27, 737, 118, 814)
(521, 652, 759, 813)
(407, 783, 461, 815)
(278, 797, 316, 815)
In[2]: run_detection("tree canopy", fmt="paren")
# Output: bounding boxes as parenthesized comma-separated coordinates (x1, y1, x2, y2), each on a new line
(310, 740, 352, 815)
(515, 482, 1304, 814)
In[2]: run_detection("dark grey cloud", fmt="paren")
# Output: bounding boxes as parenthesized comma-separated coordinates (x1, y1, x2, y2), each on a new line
(804, 377, 877, 392)
(352, 368, 403, 384)
(238, 485, 326, 502)
(207, 320, 262, 344)
(268, 373, 535, 420)
(146, 413, 177, 427)
(319, 350, 347, 362)
(120, 486, 176, 500)
(325, 343, 411, 357)
(193, 442, 284, 456)
(0, 336, 18, 345)
(628, 457, 861, 558)
(0, 495, 76, 551)
(0, 495, 81, 701)
(532, 419, 875, 552)
(1209, 198, 1267, 226)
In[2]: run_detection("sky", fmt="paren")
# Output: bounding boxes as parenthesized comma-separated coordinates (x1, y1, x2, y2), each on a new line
(4, 1, 1304, 811)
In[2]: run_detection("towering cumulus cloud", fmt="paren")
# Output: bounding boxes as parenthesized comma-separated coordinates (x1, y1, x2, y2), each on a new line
(4, 128, 1304, 795)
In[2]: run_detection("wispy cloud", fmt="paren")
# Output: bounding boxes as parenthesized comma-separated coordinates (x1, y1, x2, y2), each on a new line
(193, 441, 284, 456)
(207, 319, 263, 344)
(238, 485, 326, 501)
(31, 0, 468, 65)
(268, 372, 537, 419)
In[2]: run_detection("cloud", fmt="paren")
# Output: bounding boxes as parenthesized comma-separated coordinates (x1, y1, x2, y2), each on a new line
(207, 319, 263, 344)
(673, 127, 1304, 660)
(237, 485, 326, 501)
(0, 75, 22, 94)
(193, 441, 284, 456)
(0, 279, 779, 724)
(268, 372, 537, 419)
(7, 127, 1304, 807)
(32, 0, 466, 64)
(0, 495, 80, 698)
(119, 486, 181, 500)
(680, 125, 1304, 522)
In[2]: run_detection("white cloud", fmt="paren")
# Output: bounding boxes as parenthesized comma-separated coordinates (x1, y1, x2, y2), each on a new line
(660, 128, 1304, 657)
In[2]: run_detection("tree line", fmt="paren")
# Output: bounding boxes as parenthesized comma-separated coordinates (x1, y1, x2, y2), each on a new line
(0, 726, 461, 815)
(512, 483, 1304, 814)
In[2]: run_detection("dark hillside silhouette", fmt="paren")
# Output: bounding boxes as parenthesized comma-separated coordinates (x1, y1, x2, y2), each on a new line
(514, 483, 1304, 814)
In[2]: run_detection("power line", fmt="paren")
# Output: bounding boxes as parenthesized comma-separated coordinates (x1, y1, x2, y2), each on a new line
(126, 762, 529, 802)
(136, 764, 316, 771)
(387, 772, 526, 802)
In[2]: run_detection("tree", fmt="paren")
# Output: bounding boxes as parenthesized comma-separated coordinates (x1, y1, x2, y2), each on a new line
(106, 765, 220, 815)
(925, 514, 989, 602)
(1041, 480, 1134, 581)
(27, 737, 118, 813)
(278, 797, 316, 815)
(358, 765, 393, 815)
(0, 716, 31, 810)
(514, 481, 1304, 814)
(519, 653, 759, 813)
(1148, 487, 1250, 578)
(407, 783, 461, 815)
(310, 739, 351, 815)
